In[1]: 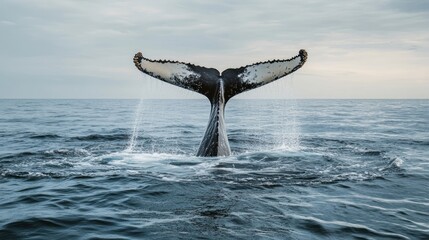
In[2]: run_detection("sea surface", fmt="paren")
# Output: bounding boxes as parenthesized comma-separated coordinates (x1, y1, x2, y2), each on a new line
(0, 99, 428, 239)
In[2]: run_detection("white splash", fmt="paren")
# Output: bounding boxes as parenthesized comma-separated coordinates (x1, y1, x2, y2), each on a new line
(390, 157, 404, 168)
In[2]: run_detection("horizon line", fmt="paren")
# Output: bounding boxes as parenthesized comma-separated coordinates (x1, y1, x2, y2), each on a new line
(0, 98, 428, 100)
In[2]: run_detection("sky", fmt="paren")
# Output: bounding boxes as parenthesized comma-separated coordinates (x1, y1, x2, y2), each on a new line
(0, 0, 428, 99)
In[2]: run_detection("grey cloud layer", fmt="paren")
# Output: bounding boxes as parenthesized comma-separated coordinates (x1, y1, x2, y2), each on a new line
(0, 0, 428, 98)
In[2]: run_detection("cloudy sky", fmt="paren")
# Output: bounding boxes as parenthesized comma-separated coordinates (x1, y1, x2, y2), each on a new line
(1, 0, 428, 99)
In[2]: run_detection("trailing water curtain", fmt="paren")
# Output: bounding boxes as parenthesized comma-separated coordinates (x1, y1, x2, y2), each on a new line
(133, 49, 308, 157)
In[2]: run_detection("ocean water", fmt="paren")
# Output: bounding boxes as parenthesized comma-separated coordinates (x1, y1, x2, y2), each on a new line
(0, 99, 428, 240)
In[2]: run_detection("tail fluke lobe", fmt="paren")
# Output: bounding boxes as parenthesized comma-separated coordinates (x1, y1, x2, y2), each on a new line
(221, 49, 308, 101)
(133, 52, 220, 99)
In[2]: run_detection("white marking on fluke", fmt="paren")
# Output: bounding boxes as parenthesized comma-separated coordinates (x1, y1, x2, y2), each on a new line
(141, 60, 200, 83)
(238, 57, 302, 85)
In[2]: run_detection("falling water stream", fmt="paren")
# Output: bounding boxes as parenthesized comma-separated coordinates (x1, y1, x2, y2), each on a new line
(125, 98, 144, 152)
(277, 100, 301, 151)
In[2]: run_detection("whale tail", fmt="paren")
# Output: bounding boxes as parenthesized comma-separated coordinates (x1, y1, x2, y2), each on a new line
(133, 50, 307, 103)
(133, 50, 307, 156)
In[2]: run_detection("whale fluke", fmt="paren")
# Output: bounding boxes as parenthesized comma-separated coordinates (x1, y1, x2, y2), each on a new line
(221, 49, 307, 101)
(133, 50, 307, 156)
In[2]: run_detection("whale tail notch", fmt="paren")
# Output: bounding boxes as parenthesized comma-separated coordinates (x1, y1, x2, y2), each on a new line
(133, 49, 307, 102)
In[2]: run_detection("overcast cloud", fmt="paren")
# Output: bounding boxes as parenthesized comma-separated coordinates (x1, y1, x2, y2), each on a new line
(0, 0, 428, 99)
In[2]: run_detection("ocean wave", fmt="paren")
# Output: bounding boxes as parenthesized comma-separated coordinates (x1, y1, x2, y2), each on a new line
(28, 134, 61, 139)
(0, 171, 65, 179)
(1, 148, 91, 161)
(71, 133, 130, 141)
